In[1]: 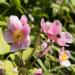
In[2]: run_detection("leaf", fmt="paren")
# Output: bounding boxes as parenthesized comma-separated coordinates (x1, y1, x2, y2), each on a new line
(61, 6, 70, 12)
(22, 48, 33, 61)
(71, 0, 75, 7)
(0, 0, 10, 6)
(9, 48, 33, 61)
(12, 0, 21, 7)
(0, 0, 6, 3)
(9, 48, 33, 66)
(0, 60, 18, 75)
(51, 3, 60, 16)
(0, 28, 10, 55)
(0, 20, 7, 27)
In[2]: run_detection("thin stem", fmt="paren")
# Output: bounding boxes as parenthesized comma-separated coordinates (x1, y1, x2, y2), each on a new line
(49, 64, 75, 73)
(67, 0, 75, 14)
(26, 33, 41, 62)
(36, 58, 47, 72)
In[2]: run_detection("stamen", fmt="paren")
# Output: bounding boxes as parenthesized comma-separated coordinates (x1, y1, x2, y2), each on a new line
(13, 30, 24, 43)
(61, 52, 68, 61)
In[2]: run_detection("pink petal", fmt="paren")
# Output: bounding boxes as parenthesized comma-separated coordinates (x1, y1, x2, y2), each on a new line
(8, 15, 22, 31)
(60, 32, 73, 43)
(47, 33, 57, 42)
(22, 25, 30, 38)
(10, 36, 31, 52)
(57, 38, 66, 46)
(60, 47, 64, 52)
(34, 68, 42, 75)
(11, 43, 21, 52)
(41, 18, 51, 33)
(3, 30, 13, 43)
(66, 50, 71, 58)
(59, 47, 64, 55)
(49, 20, 62, 35)
(59, 47, 65, 59)
(20, 36, 31, 49)
(41, 42, 47, 50)
(41, 18, 46, 33)
(20, 15, 28, 25)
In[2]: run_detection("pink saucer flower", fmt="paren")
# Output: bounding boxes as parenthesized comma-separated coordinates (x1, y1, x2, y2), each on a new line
(41, 18, 73, 46)
(34, 68, 43, 75)
(59, 47, 71, 66)
(39, 39, 53, 57)
(4, 15, 31, 52)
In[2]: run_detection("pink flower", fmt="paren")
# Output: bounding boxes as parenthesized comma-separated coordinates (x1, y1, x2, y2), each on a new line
(59, 47, 71, 66)
(34, 68, 43, 75)
(4, 15, 31, 52)
(41, 41, 48, 50)
(41, 18, 73, 46)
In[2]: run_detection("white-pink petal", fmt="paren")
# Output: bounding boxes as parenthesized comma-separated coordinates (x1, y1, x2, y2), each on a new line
(66, 50, 71, 58)
(60, 32, 73, 43)
(34, 68, 42, 75)
(8, 15, 22, 31)
(11, 36, 31, 52)
(41, 42, 47, 50)
(3, 30, 13, 43)
(11, 43, 21, 52)
(60, 60, 71, 66)
(41, 18, 51, 33)
(57, 38, 66, 46)
(21, 36, 31, 49)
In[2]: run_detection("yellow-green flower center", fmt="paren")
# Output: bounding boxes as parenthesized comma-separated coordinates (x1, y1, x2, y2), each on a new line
(13, 30, 24, 43)
(61, 52, 68, 61)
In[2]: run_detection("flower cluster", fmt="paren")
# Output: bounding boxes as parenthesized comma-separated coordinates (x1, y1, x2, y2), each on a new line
(3, 15, 73, 75)
(41, 18, 73, 46)
(41, 18, 73, 66)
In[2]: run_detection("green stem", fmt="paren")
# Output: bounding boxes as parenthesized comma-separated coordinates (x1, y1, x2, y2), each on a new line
(37, 58, 47, 72)
(26, 33, 41, 62)
(19, 50, 23, 59)
(49, 64, 75, 72)
(33, 56, 47, 72)
(67, 0, 75, 14)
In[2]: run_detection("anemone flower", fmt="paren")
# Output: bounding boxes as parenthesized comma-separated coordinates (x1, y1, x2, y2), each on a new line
(59, 47, 71, 66)
(34, 68, 42, 75)
(4, 15, 31, 52)
(41, 18, 73, 46)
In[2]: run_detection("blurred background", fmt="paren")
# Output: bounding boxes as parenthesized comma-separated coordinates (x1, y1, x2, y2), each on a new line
(0, 0, 75, 75)
(0, 0, 75, 52)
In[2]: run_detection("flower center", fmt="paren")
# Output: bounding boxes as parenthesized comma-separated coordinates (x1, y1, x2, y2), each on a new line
(61, 52, 68, 61)
(56, 34, 61, 38)
(13, 30, 24, 43)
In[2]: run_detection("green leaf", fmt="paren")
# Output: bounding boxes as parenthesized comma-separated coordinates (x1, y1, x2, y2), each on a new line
(71, 0, 75, 7)
(0, 60, 18, 75)
(61, 6, 70, 12)
(9, 48, 33, 61)
(0, 20, 7, 27)
(4, 60, 18, 75)
(51, 3, 60, 16)
(0, 28, 10, 55)
(22, 48, 33, 61)
(0, 0, 10, 6)
(0, 0, 6, 3)
(12, 0, 21, 7)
